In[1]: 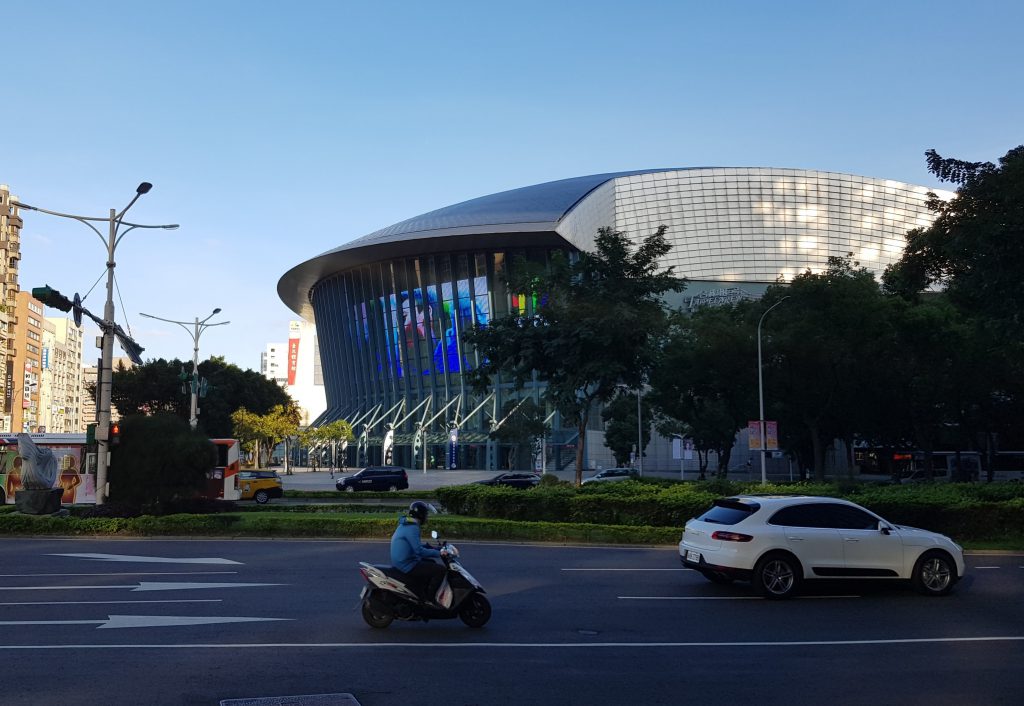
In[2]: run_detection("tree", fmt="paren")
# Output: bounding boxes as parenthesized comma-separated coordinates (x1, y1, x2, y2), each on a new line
(107, 413, 215, 509)
(489, 399, 548, 470)
(231, 403, 303, 472)
(601, 391, 651, 467)
(883, 146, 1024, 340)
(764, 256, 892, 480)
(647, 305, 758, 477)
(465, 226, 685, 485)
(110, 357, 293, 438)
(300, 419, 355, 469)
(231, 408, 267, 470)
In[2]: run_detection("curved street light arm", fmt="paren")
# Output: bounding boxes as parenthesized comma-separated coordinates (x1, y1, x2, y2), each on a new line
(14, 201, 107, 247)
(756, 295, 791, 485)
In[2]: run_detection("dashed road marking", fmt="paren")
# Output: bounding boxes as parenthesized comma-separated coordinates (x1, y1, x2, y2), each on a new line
(0, 572, 238, 577)
(618, 595, 860, 600)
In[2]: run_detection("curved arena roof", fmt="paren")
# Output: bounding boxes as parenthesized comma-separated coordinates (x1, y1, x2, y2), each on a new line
(279, 167, 946, 320)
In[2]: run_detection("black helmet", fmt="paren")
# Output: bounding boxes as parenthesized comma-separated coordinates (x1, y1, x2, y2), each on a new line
(408, 501, 432, 525)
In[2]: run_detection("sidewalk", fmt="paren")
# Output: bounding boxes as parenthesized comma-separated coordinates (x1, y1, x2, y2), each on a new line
(276, 466, 694, 492)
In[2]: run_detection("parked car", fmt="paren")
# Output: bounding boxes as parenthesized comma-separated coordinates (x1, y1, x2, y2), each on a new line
(336, 466, 409, 492)
(679, 495, 965, 599)
(474, 472, 542, 489)
(581, 467, 639, 485)
(237, 470, 284, 504)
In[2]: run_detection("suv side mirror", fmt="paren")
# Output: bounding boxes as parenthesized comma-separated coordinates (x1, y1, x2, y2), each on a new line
(431, 530, 438, 539)
(878, 522, 892, 535)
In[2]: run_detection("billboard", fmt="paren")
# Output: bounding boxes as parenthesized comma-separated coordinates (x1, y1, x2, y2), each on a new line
(355, 275, 490, 378)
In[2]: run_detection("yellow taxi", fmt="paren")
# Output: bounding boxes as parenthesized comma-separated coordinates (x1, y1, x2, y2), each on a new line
(237, 470, 284, 504)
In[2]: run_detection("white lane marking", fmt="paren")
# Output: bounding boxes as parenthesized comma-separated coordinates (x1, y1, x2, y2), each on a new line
(0, 615, 290, 630)
(972, 566, 1000, 570)
(0, 600, 222, 606)
(49, 553, 243, 565)
(619, 595, 860, 600)
(0, 572, 238, 577)
(562, 568, 691, 572)
(133, 582, 282, 592)
(0, 636, 1022, 650)
(0, 582, 282, 592)
(620, 596, 761, 600)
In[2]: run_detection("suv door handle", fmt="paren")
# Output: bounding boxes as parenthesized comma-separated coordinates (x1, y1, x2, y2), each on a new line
(787, 536, 804, 541)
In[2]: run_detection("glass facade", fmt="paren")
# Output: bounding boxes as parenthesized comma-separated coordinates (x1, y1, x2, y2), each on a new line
(287, 167, 949, 471)
(310, 248, 561, 469)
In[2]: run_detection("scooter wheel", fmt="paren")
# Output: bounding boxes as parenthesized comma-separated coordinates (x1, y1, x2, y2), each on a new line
(458, 593, 491, 628)
(361, 599, 394, 629)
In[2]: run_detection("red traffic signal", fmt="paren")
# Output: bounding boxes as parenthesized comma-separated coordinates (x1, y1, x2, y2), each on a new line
(110, 422, 121, 446)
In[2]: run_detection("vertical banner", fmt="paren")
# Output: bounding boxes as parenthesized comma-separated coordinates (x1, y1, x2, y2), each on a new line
(287, 337, 300, 386)
(748, 420, 763, 450)
(766, 421, 779, 451)
(447, 426, 459, 470)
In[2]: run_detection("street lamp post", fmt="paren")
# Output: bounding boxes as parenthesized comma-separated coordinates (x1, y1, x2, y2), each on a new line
(139, 309, 229, 430)
(636, 386, 643, 477)
(15, 184, 178, 504)
(757, 296, 790, 485)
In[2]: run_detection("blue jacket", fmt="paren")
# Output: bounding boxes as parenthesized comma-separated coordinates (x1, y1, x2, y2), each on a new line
(390, 516, 441, 573)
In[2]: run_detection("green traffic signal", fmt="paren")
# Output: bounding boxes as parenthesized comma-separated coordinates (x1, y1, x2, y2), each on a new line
(31, 285, 74, 313)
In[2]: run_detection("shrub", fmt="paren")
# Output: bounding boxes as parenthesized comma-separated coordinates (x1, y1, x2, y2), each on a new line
(108, 413, 215, 509)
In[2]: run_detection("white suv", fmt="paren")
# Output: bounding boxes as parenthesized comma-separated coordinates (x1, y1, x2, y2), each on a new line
(679, 495, 965, 599)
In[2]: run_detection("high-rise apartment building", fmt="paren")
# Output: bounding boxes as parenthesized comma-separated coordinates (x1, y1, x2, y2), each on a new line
(0, 185, 23, 433)
(261, 343, 288, 388)
(11, 291, 44, 432)
(40, 317, 84, 433)
(81, 357, 133, 428)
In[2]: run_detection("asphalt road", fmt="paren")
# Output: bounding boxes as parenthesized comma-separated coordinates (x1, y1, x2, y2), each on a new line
(0, 537, 1021, 705)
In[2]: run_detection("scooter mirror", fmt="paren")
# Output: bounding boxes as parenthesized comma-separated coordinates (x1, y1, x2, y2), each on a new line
(431, 530, 438, 540)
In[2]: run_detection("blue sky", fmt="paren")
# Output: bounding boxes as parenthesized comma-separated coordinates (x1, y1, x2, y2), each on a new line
(4, 0, 1022, 370)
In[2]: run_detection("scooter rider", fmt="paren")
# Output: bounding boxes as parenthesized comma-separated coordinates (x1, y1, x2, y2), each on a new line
(390, 501, 446, 605)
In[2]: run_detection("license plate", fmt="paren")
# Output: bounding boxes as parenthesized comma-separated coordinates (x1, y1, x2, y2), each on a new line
(686, 550, 700, 563)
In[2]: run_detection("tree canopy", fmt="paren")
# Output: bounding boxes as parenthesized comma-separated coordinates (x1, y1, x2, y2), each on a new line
(464, 226, 685, 485)
(107, 413, 215, 509)
(110, 356, 293, 438)
(884, 145, 1024, 340)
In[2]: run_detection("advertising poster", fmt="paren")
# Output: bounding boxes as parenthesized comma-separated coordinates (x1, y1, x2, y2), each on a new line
(748, 420, 762, 450)
(359, 276, 490, 379)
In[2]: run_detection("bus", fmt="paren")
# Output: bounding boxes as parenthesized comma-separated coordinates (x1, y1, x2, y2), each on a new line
(853, 447, 982, 483)
(0, 433, 96, 504)
(899, 451, 981, 483)
(990, 452, 1024, 482)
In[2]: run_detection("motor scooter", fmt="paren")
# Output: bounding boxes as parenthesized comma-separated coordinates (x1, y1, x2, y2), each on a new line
(358, 531, 491, 629)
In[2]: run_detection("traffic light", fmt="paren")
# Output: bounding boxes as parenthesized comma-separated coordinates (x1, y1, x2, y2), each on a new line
(109, 422, 121, 447)
(86, 423, 96, 445)
(31, 285, 74, 312)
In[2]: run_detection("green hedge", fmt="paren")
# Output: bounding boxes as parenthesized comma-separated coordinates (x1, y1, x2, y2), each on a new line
(434, 479, 1024, 541)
